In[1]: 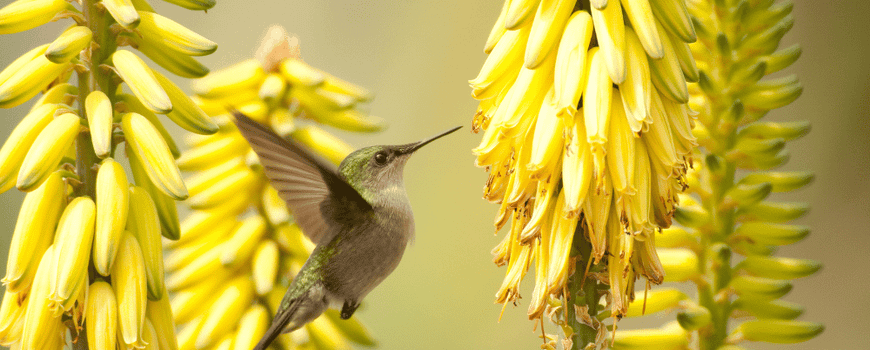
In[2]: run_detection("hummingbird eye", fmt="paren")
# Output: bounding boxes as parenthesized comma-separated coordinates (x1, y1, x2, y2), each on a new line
(374, 151, 388, 165)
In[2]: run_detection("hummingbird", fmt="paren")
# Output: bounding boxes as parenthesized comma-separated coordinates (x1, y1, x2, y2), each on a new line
(229, 112, 461, 350)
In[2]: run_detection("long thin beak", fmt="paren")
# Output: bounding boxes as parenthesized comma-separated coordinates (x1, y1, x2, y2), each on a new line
(400, 126, 463, 154)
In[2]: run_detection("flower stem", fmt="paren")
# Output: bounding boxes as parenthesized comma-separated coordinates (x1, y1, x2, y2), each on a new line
(567, 234, 601, 349)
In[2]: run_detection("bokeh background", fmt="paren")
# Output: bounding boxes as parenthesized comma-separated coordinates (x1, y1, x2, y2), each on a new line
(0, 1, 868, 349)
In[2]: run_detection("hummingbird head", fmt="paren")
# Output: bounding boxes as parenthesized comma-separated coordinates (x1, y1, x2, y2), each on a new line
(338, 126, 462, 205)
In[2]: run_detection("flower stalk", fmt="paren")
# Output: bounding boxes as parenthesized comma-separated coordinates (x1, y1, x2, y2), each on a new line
(0, 0, 219, 348)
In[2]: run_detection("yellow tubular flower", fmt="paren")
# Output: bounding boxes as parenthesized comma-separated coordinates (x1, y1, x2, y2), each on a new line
(0, 0, 217, 348)
(470, 0, 698, 346)
(165, 26, 377, 349)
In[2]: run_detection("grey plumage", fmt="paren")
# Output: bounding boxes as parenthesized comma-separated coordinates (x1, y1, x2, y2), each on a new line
(230, 112, 460, 350)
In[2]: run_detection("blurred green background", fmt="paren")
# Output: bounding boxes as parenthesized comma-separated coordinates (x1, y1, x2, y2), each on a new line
(0, 1, 868, 349)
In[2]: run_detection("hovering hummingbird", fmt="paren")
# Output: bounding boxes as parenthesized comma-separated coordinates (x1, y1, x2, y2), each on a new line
(229, 112, 461, 350)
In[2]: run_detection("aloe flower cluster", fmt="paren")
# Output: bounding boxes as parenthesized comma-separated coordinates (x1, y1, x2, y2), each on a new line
(165, 26, 379, 350)
(612, 0, 822, 349)
(0, 0, 219, 349)
(470, 0, 698, 347)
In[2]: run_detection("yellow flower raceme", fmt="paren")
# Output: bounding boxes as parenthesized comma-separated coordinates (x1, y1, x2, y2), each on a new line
(0, 0, 217, 348)
(166, 26, 378, 350)
(470, 0, 697, 346)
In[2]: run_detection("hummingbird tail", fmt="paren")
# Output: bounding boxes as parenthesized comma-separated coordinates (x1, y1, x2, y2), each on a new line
(253, 298, 300, 350)
(253, 285, 329, 350)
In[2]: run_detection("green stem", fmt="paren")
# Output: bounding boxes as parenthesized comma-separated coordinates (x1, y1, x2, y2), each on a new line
(567, 234, 601, 349)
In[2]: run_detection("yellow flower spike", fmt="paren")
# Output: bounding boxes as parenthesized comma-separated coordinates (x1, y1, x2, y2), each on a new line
(739, 171, 814, 193)
(290, 125, 355, 165)
(147, 296, 180, 350)
(619, 28, 653, 132)
(667, 30, 699, 83)
(526, 236, 548, 318)
(505, 131, 537, 206)
(484, 0, 510, 54)
(648, 21, 689, 104)
(176, 315, 205, 350)
(165, 245, 225, 291)
(582, 173, 613, 262)
(620, 0, 663, 58)
(48, 196, 95, 312)
(302, 104, 387, 133)
(195, 277, 255, 349)
(3, 172, 64, 292)
(31, 82, 77, 109)
(274, 223, 316, 258)
(233, 304, 269, 350)
(524, 0, 576, 69)
(173, 208, 238, 247)
(734, 320, 824, 344)
(308, 315, 353, 350)
(162, 0, 216, 11)
(738, 255, 821, 280)
(86, 281, 119, 350)
(495, 51, 556, 137)
(658, 92, 696, 155)
(649, 0, 696, 43)
(324, 309, 377, 347)
(152, 69, 219, 135)
(188, 167, 258, 210)
(505, 0, 540, 30)
(44, 25, 93, 63)
(185, 157, 245, 196)
(470, 22, 529, 100)
(86, 91, 114, 158)
(624, 287, 688, 317)
(261, 185, 290, 226)
(546, 191, 579, 294)
(611, 321, 688, 350)
(0, 44, 50, 86)
(220, 216, 267, 266)
(0, 0, 75, 35)
(322, 75, 374, 102)
(16, 112, 79, 191)
(142, 319, 160, 350)
(122, 112, 188, 200)
(113, 232, 149, 349)
(176, 133, 249, 170)
(643, 93, 679, 170)
(102, 0, 140, 28)
(738, 201, 809, 223)
(607, 211, 630, 316)
(112, 50, 173, 114)
(137, 11, 217, 56)
(20, 246, 62, 350)
(191, 59, 265, 98)
(164, 220, 234, 272)
(761, 44, 801, 75)
(94, 158, 130, 276)
(583, 47, 612, 151)
(527, 96, 565, 180)
(135, 38, 210, 78)
(606, 89, 637, 195)
(635, 234, 665, 283)
(733, 298, 804, 320)
(0, 103, 62, 193)
(519, 173, 560, 243)
(258, 73, 286, 101)
(253, 240, 279, 295)
(590, 0, 626, 83)
(116, 93, 182, 158)
(280, 58, 326, 87)
(495, 233, 533, 304)
(554, 11, 593, 118)
(127, 144, 181, 240)
(0, 55, 71, 108)
(657, 248, 699, 282)
(628, 140, 652, 232)
(128, 186, 167, 300)
(0, 291, 27, 346)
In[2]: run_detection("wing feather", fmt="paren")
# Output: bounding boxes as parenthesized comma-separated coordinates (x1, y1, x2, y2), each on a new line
(231, 111, 371, 245)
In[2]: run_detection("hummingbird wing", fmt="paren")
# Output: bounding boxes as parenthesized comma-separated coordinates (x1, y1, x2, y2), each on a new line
(231, 111, 372, 245)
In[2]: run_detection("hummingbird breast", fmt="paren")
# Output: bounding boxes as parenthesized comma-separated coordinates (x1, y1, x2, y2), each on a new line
(321, 198, 414, 301)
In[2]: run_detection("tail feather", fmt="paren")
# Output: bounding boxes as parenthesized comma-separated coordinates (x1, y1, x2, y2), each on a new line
(253, 298, 301, 350)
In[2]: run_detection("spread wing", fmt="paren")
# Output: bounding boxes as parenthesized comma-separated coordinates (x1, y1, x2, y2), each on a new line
(231, 111, 372, 245)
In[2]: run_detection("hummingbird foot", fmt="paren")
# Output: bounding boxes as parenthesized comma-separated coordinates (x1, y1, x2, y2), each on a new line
(341, 299, 360, 319)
